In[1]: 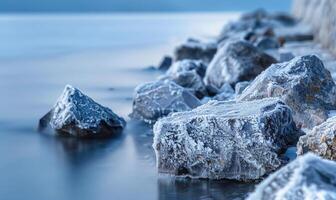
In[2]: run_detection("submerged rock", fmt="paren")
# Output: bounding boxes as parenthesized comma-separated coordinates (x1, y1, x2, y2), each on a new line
(247, 153, 336, 200)
(153, 98, 299, 181)
(164, 60, 207, 98)
(38, 85, 126, 138)
(130, 80, 201, 124)
(238, 55, 336, 129)
(157, 56, 173, 70)
(205, 40, 277, 90)
(174, 38, 217, 63)
(297, 116, 336, 160)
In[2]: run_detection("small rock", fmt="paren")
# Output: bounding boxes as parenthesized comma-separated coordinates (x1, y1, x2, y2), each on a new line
(153, 98, 299, 181)
(166, 59, 207, 78)
(174, 38, 217, 64)
(158, 56, 173, 71)
(205, 40, 277, 90)
(235, 81, 251, 96)
(238, 55, 336, 129)
(255, 37, 280, 50)
(247, 153, 336, 200)
(130, 80, 201, 124)
(38, 85, 126, 138)
(213, 83, 235, 101)
(297, 116, 336, 160)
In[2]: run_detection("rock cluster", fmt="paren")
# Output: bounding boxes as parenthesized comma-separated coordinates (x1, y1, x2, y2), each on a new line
(247, 153, 336, 200)
(39, 85, 126, 138)
(153, 98, 299, 181)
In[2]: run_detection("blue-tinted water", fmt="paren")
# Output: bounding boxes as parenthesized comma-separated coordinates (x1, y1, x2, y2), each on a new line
(0, 13, 256, 200)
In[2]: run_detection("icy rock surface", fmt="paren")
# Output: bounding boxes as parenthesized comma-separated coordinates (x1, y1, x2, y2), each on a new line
(153, 98, 299, 181)
(174, 38, 217, 64)
(297, 117, 336, 160)
(213, 83, 235, 101)
(235, 81, 251, 96)
(247, 153, 336, 200)
(205, 40, 277, 90)
(163, 60, 207, 98)
(238, 55, 336, 129)
(38, 85, 126, 138)
(130, 80, 201, 124)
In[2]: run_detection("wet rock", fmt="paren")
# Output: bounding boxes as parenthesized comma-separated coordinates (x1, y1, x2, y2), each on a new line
(38, 85, 126, 138)
(238, 55, 336, 129)
(213, 83, 235, 101)
(153, 98, 299, 181)
(297, 117, 336, 160)
(174, 38, 217, 64)
(158, 56, 173, 70)
(130, 80, 201, 124)
(247, 153, 336, 200)
(163, 60, 207, 98)
(205, 40, 277, 90)
(235, 81, 250, 96)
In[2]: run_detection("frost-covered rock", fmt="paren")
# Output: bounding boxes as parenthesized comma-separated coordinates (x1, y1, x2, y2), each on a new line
(297, 117, 336, 160)
(238, 55, 336, 129)
(213, 83, 235, 101)
(205, 40, 277, 90)
(235, 81, 251, 96)
(153, 98, 299, 181)
(38, 85, 126, 138)
(157, 56, 173, 70)
(164, 60, 207, 98)
(247, 153, 336, 200)
(130, 80, 201, 124)
(174, 38, 217, 64)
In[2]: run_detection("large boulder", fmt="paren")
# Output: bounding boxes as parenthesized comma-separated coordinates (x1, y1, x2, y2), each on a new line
(153, 98, 300, 181)
(174, 38, 217, 64)
(130, 80, 201, 124)
(297, 116, 336, 160)
(247, 153, 336, 200)
(38, 85, 126, 138)
(163, 60, 207, 98)
(238, 55, 336, 129)
(204, 40, 277, 90)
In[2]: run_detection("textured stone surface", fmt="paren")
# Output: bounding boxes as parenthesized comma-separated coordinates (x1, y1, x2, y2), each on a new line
(130, 80, 201, 124)
(174, 38, 217, 64)
(238, 55, 336, 129)
(235, 81, 250, 96)
(247, 153, 336, 200)
(163, 60, 207, 98)
(38, 85, 126, 138)
(297, 116, 336, 160)
(153, 98, 299, 181)
(205, 40, 276, 89)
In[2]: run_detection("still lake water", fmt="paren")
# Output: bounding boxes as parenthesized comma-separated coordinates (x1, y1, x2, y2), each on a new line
(0, 13, 256, 200)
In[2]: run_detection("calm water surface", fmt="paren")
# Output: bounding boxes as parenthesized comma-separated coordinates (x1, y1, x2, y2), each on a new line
(0, 13, 256, 200)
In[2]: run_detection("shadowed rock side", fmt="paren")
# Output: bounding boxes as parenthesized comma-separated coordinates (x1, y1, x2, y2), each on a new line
(297, 116, 336, 160)
(247, 153, 336, 200)
(153, 98, 300, 181)
(238, 55, 336, 129)
(130, 80, 201, 124)
(204, 40, 277, 90)
(39, 85, 126, 138)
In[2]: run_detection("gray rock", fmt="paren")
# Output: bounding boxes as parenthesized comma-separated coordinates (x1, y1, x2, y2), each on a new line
(238, 55, 336, 129)
(158, 56, 173, 70)
(297, 116, 336, 160)
(130, 80, 201, 124)
(255, 37, 280, 50)
(235, 81, 251, 96)
(205, 40, 277, 90)
(38, 85, 126, 138)
(213, 83, 235, 101)
(153, 98, 299, 181)
(247, 153, 336, 200)
(174, 38, 217, 64)
(164, 60, 207, 98)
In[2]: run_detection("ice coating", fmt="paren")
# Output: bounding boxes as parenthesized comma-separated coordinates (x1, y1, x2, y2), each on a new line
(39, 85, 126, 137)
(238, 55, 336, 129)
(247, 153, 336, 200)
(130, 80, 201, 124)
(297, 116, 336, 160)
(153, 98, 299, 181)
